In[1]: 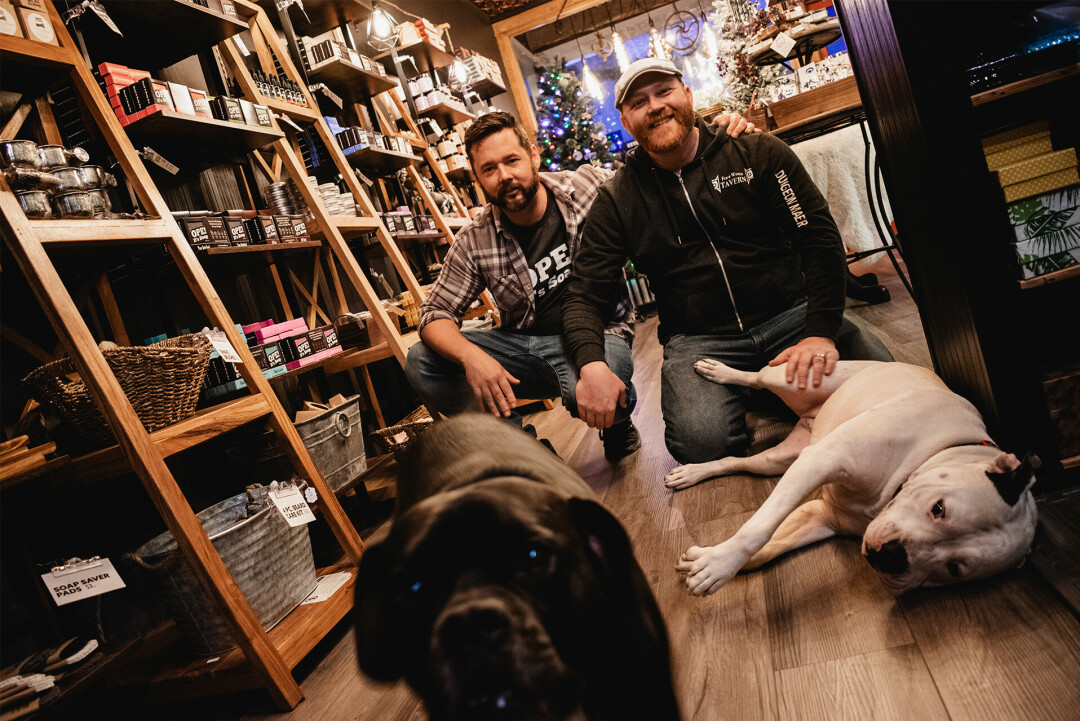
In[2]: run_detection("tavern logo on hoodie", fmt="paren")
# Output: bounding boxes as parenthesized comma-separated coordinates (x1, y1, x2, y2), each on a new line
(711, 168, 755, 193)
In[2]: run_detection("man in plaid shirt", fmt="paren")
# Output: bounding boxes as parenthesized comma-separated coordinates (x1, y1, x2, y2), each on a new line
(405, 111, 751, 459)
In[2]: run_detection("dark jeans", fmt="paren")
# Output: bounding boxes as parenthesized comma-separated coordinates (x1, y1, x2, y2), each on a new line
(405, 328, 637, 428)
(661, 301, 893, 464)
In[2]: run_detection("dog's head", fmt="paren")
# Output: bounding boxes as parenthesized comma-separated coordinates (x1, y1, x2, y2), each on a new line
(354, 418, 675, 721)
(862, 449, 1038, 594)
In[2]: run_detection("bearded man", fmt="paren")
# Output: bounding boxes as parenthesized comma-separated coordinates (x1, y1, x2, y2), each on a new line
(562, 59, 894, 471)
(405, 110, 753, 459)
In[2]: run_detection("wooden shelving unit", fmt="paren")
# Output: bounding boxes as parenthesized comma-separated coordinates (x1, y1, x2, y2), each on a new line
(1, 3, 367, 711)
(419, 101, 474, 129)
(373, 40, 455, 76)
(970, 62, 1080, 107)
(308, 58, 398, 106)
(201, 240, 325, 256)
(1018, 264, 1080, 290)
(256, 0, 371, 35)
(124, 110, 284, 161)
(342, 144, 419, 173)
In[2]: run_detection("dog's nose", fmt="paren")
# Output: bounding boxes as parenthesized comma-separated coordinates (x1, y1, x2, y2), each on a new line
(438, 606, 511, 652)
(865, 540, 909, 574)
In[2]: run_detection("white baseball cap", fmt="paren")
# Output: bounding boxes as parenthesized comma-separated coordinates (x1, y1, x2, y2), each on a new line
(614, 58, 684, 108)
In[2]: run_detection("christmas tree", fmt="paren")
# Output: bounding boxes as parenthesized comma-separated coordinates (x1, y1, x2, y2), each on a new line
(533, 60, 619, 171)
(712, 0, 787, 112)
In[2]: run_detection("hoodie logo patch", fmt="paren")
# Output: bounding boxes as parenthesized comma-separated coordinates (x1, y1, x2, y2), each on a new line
(712, 168, 754, 193)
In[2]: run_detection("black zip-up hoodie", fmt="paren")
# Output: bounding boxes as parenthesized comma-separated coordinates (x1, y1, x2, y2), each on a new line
(563, 118, 846, 370)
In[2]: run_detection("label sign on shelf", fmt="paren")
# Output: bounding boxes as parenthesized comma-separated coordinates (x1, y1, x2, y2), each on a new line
(770, 32, 797, 59)
(140, 146, 178, 175)
(41, 557, 126, 607)
(270, 484, 316, 526)
(203, 328, 242, 363)
(301, 571, 351, 604)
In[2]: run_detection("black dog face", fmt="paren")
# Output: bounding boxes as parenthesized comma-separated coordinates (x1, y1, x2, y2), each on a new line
(355, 477, 678, 721)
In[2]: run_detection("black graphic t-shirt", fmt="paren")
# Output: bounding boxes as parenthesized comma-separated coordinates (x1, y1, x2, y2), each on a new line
(503, 186, 571, 336)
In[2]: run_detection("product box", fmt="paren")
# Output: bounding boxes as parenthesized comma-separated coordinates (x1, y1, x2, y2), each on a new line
(254, 318, 307, 343)
(218, 0, 237, 16)
(260, 342, 285, 369)
(284, 345, 342, 371)
(16, 7, 57, 45)
(290, 214, 308, 239)
(1014, 229, 1080, 279)
(0, 2, 23, 37)
(202, 216, 232, 246)
(224, 217, 249, 245)
(997, 148, 1078, 188)
(1003, 167, 1080, 204)
(246, 216, 278, 243)
(150, 79, 175, 112)
(982, 120, 1051, 156)
(179, 217, 212, 247)
(189, 89, 212, 118)
(1006, 184, 1080, 243)
(279, 332, 314, 363)
(253, 104, 272, 127)
(168, 82, 196, 115)
(272, 214, 296, 241)
(13, 0, 47, 11)
(239, 98, 259, 126)
(985, 134, 1053, 172)
(306, 325, 339, 353)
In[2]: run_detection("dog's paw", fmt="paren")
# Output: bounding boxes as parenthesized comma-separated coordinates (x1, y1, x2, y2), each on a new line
(664, 463, 717, 490)
(694, 358, 744, 386)
(676, 543, 743, 596)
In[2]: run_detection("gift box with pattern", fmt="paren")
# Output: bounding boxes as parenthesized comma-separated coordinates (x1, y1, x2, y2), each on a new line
(1007, 184, 1080, 243)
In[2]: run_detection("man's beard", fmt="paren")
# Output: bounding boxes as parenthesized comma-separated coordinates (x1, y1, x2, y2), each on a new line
(490, 171, 541, 212)
(635, 102, 695, 154)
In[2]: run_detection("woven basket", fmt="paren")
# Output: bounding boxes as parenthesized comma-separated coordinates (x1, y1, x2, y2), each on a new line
(130, 481, 317, 656)
(22, 334, 212, 449)
(372, 406, 434, 459)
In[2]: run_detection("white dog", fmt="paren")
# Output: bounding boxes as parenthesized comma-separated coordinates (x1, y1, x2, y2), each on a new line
(669, 360, 1038, 596)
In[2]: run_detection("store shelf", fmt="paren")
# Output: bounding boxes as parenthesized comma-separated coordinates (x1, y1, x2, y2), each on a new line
(59, 394, 272, 485)
(357, 452, 396, 501)
(418, 101, 474, 128)
(1063, 455, 1080, 470)
(342, 145, 419, 174)
(971, 62, 1080, 107)
(124, 110, 284, 165)
(202, 240, 324, 256)
(1018, 265, 1080, 290)
(311, 216, 381, 238)
(309, 58, 398, 105)
(111, 559, 356, 703)
(446, 166, 472, 183)
(33, 218, 174, 247)
(324, 331, 420, 373)
(258, 96, 320, 122)
(374, 40, 454, 77)
(0, 34, 76, 95)
(84, 0, 252, 69)
(257, 0, 371, 36)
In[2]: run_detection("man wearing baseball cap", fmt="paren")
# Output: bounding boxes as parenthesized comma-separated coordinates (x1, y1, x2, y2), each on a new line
(563, 58, 893, 483)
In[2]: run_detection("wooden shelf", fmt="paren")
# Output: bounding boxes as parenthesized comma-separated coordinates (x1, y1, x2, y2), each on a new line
(258, 96, 319, 122)
(111, 559, 357, 702)
(84, 0, 251, 69)
(257, 0, 371, 36)
(324, 330, 419, 373)
(971, 62, 1080, 107)
(124, 110, 283, 165)
(446, 166, 472, 183)
(201, 240, 324, 255)
(311, 216, 381, 238)
(1018, 264, 1080, 289)
(418, 101, 474, 129)
(309, 58, 398, 105)
(58, 394, 272, 485)
(33, 218, 174, 247)
(374, 40, 454, 77)
(342, 144, 419, 173)
(0, 34, 76, 95)
(357, 452, 396, 501)
(1063, 454, 1080, 470)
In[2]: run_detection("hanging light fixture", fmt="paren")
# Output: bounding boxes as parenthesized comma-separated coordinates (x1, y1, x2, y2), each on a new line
(576, 36, 605, 100)
(697, 0, 719, 59)
(368, 0, 396, 41)
(605, 3, 631, 71)
(646, 10, 671, 60)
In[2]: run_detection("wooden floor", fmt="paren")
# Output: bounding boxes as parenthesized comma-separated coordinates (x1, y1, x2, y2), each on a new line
(138, 256, 1080, 720)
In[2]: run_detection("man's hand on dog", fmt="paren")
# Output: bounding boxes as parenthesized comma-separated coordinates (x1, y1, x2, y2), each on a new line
(769, 336, 838, 389)
(712, 112, 761, 137)
(463, 347, 520, 417)
(575, 361, 627, 429)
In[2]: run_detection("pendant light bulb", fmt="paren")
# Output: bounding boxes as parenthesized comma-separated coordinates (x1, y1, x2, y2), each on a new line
(369, 1, 396, 41)
(453, 58, 469, 84)
(701, 16, 719, 59)
(611, 29, 630, 71)
(581, 60, 605, 100)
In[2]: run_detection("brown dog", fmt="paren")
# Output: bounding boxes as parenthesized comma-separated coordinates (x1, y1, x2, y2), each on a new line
(354, 414, 679, 721)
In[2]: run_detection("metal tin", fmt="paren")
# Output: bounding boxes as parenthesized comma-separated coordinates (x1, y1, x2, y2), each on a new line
(75, 165, 107, 188)
(52, 167, 86, 193)
(38, 144, 69, 169)
(85, 188, 112, 216)
(51, 190, 94, 219)
(15, 190, 52, 219)
(0, 140, 42, 170)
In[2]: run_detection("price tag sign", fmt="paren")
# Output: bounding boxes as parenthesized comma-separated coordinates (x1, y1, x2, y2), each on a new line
(41, 558, 126, 607)
(770, 32, 796, 59)
(301, 571, 351, 604)
(270, 485, 316, 526)
(203, 328, 242, 363)
(89, 0, 123, 36)
(140, 146, 178, 175)
(234, 35, 251, 57)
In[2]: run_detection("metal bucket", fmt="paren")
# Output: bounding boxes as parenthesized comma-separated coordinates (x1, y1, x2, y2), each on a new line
(257, 396, 367, 493)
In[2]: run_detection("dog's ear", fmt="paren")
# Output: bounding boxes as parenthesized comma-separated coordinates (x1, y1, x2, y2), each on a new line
(986, 452, 1040, 506)
(354, 542, 407, 681)
(567, 498, 637, 579)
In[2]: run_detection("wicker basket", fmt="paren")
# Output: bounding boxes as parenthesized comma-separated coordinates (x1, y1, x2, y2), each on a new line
(22, 334, 212, 449)
(372, 406, 434, 459)
(130, 481, 317, 656)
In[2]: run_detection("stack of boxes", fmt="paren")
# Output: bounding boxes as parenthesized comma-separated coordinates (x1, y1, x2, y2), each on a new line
(395, 17, 444, 50)
(434, 131, 469, 175)
(455, 48, 505, 93)
(203, 318, 342, 398)
(984, 120, 1080, 279)
(96, 62, 272, 129)
(305, 33, 386, 78)
(325, 116, 413, 157)
(307, 176, 359, 218)
(174, 211, 310, 249)
(0, 0, 59, 45)
(186, 0, 238, 16)
(380, 208, 438, 237)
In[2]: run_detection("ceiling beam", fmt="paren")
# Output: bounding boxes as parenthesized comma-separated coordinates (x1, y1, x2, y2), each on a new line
(521, 0, 677, 54)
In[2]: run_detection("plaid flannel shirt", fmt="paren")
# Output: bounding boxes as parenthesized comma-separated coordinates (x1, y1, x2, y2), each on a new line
(418, 164, 634, 341)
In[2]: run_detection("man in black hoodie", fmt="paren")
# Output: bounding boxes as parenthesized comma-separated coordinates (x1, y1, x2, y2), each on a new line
(563, 58, 892, 476)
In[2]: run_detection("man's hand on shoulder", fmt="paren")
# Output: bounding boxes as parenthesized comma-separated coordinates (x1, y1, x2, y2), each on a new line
(462, 346, 521, 417)
(575, 361, 627, 429)
(712, 112, 763, 138)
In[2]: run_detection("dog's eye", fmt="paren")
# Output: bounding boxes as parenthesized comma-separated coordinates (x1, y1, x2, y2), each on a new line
(946, 562, 961, 578)
(931, 500, 945, 518)
(409, 580, 423, 593)
(523, 546, 554, 575)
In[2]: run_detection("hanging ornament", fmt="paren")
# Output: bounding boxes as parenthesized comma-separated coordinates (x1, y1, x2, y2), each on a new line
(592, 30, 614, 62)
(664, 9, 700, 55)
(698, 0, 720, 59)
(648, 14, 672, 60)
(611, 28, 631, 71)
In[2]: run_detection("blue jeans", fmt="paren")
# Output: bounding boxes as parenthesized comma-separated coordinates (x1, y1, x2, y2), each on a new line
(662, 301, 893, 464)
(405, 329, 637, 428)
